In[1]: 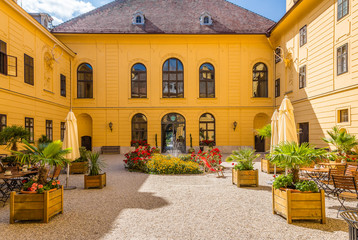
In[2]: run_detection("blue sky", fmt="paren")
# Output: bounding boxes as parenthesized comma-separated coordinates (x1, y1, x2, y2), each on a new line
(21, 0, 286, 25)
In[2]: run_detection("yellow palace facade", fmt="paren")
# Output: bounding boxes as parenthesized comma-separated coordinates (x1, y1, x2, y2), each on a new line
(0, 0, 357, 154)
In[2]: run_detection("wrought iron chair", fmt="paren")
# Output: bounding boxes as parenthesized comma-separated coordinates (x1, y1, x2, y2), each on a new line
(332, 175, 358, 217)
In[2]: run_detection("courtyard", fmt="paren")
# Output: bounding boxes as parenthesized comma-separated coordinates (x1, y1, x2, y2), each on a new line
(0, 155, 348, 240)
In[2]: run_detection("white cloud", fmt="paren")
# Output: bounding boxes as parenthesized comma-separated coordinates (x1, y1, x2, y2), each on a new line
(21, 0, 95, 25)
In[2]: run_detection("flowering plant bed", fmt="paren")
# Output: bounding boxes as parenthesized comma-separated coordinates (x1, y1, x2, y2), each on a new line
(130, 140, 148, 148)
(22, 178, 61, 194)
(199, 140, 215, 147)
(10, 186, 64, 223)
(146, 154, 201, 174)
(124, 145, 154, 172)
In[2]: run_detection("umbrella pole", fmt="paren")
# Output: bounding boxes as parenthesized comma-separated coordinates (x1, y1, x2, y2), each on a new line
(64, 163, 76, 190)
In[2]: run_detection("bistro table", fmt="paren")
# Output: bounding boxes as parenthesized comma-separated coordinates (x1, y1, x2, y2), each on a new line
(300, 167, 330, 190)
(0, 170, 38, 206)
(318, 162, 346, 167)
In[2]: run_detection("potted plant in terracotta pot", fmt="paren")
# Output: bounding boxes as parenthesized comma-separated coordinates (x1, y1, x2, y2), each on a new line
(10, 140, 70, 223)
(269, 142, 327, 224)
(227, 148, 260, 187)
(84, 152, 106, 189)
(70, 147, 89, 174)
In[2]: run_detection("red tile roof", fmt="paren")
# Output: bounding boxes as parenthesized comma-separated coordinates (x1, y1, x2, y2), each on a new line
(52, 0, 275, 34)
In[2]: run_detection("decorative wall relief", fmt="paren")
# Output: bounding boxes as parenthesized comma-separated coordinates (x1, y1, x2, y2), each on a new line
(44, 51, 54, 91)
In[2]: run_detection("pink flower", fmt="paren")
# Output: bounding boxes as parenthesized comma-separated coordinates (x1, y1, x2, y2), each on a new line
(38, 184, 43, 189)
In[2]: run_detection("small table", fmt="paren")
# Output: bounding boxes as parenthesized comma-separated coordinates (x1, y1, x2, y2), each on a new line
(318, 162, 346, 167)
(0, 170, 38, 206)
(300, 167, 329, 190)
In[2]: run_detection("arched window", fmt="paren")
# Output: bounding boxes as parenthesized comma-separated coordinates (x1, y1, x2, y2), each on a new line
(199, 63, 215, 98)
(77, 63, 93, 98)
(199, 113, 215, 146)
(131, 63, 147, 98)
(252, 63, 268, 98)
(163, 58, 184, 98)
(132, 114, 147, 143)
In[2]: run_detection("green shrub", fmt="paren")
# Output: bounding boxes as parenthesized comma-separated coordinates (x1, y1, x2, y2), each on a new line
(146, 154, 201, 175)
(295, 180, 319, 192)
(227, 148, 260, 171)
(74, 147, 89, 162)
(272, 174, 294, 189)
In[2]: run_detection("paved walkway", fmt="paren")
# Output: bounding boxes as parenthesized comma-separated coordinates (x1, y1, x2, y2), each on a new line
(0, 155, 349, 240)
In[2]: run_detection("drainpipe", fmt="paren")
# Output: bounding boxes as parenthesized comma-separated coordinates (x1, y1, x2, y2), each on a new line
(266, 37, 277, 109)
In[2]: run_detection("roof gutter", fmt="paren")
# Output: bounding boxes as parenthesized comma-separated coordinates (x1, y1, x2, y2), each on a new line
(4, 0, 76, 57)
(266, 0, 304, 37)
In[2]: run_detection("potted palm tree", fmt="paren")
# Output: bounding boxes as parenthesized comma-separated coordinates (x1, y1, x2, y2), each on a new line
(10, 140, 71, 223)
(70, 147, 89, 174)
(84, 152, 106, 189)
(0, 125, 29, 152)
(269, 142, 327, 224)
(227, 148, 260, 187)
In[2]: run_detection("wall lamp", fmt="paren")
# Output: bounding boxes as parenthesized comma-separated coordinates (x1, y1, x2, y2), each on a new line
(109, 122, 113, 132)
(233, 121, 238, 131)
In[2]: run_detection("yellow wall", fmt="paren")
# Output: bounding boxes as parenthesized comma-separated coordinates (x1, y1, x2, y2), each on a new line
(54, 34, 274, 152)
(271, 0, 358, 148)
(0, 0, 73, 154)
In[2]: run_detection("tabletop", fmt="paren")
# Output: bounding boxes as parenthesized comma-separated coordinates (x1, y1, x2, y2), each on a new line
(0, 170, 38, 180)
(300, 167, 329, 173)
(318, 162, 346, 166)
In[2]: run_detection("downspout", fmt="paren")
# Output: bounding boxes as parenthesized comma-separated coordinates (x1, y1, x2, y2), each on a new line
(266, 37, 277, 109)
(70, 59, 72, 111)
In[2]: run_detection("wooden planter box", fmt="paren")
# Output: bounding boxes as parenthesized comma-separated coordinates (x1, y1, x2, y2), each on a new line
(70, 162, 88, 174)
(272, 188, 326, 224)
(84, 173, 106, 189)
(232, 169, 258, 187)
(261, 159, 284, 174)
(10, 186, 64, 224)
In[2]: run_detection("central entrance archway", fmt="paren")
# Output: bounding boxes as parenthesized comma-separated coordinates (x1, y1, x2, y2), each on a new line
(161, 113, 186, 153)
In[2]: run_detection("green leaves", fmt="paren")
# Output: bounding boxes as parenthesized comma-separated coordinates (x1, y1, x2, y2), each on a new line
(227, 148, 260, 171)
(88, 152, 105, 176)
(322, 126, 358, 154)
(0, 125, 30, 151)
(256, 124, 272, 139)
(269, 142, 326, 170)
(272, 174, 294, 189)
(295, 180, 319, 192)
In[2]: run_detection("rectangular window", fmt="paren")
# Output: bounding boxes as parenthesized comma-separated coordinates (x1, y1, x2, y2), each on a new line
(275, 47, 282, 64)
(0, 114, 7, 145)
(275, 79, 280, 98)
(60, 122, 65, 142)
(299, 122, 309, 145)
(60, 74, 66, 97)
(0, 40, 7, 75)
(25, 117, 34, 143)
(338, 0, 349, 20)
(337, 43, 348, 75)
(46, 120, 53, 141)
(300, 25, 307, 47)
(24, 54, 34, 85)
(299, 65, 306, 89)
(338, 109, 349, 123)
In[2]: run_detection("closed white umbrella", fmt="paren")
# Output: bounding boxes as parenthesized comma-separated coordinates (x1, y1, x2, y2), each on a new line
(278, 96, 298, 144)
(278, 95, 298, 174)
(63, 111, 80, 189)
(270, 109, 279, 176)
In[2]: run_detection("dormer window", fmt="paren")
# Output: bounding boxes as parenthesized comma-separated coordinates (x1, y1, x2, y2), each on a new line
(200, 12, 212, 26)
(133, 11, 145, 25)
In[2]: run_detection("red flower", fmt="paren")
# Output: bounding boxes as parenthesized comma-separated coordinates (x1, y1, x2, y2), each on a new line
(232, 163, 234, 165)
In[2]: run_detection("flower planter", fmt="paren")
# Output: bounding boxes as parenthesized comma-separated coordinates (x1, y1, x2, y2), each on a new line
(272, 188, 326, 224)
(232, 169, 258, 187)
(84, 173, 106, 189)
(10, 186, 64, 224)
(70, 162, 88, 174)
(261, 159, 284, 174)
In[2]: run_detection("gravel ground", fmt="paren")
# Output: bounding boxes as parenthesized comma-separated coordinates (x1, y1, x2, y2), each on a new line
(0, 154, 350, 240)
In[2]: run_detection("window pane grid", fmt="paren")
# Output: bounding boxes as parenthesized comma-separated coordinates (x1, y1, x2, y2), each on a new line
(253, 63, 268, 97)
(131, 64, 147, 98)
(46, 120, 53, 141)
(339, 109, 349, 123)
(337, 44, 348, 75)
(199, 113, 215, 145)
(199, 63, 215, 98)
(77, 63, 93, 98)
(299, 65, 306, 89)
(60, 74, 66, 97)
(131, 114, 147, 142)
(0, 114, 6, 145)
(163, 58, 184, 98)
(24, 54, 34, 85)
(300, 25, 307, 47)
(60, 122, 66, 142)
(275, 79, 280, 98)
(338, 0, 349, 20)
(25, 117, 34, 143)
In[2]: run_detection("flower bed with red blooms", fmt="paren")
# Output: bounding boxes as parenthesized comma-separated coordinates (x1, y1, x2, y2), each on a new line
(190, 148, 222, 170)
(199, 140, 215, 147)
(124, 145, 154, 171)
(22, 178, 61, 194)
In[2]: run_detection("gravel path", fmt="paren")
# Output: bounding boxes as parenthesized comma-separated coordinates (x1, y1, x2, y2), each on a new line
(0, 155, 349, 240)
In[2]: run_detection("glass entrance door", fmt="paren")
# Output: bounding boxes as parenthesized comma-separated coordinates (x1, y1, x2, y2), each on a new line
(161, 113, 186, 153)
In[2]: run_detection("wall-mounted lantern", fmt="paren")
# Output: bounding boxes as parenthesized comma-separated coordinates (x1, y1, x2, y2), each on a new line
(233, 121, 238, 131)
(109, 122, 113, 132)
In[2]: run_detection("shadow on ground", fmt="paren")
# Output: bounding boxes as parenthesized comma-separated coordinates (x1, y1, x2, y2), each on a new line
(0, 155, 169, 240)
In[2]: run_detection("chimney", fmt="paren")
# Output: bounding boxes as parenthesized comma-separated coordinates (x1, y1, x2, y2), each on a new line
(29, 13, 53, 30)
